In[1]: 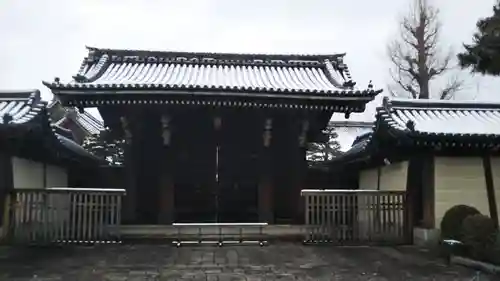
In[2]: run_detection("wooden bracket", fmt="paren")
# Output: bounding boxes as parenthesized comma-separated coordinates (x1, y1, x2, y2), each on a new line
(263, 118, 273, 147)
(214, 116, 222, 131)
(298, 120, 309, 147)
(161, 115, 171, 146)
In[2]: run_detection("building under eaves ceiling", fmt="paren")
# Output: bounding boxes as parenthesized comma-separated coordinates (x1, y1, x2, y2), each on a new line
(43, 46, 383, 225)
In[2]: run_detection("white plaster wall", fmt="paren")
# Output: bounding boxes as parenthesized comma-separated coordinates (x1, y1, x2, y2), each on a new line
(12, 157, 68, 188)
(434, 157, 490, 229)
(359, 168, 378, 190)
(379, 161, 408, 191)
(358, 161, 408, 191)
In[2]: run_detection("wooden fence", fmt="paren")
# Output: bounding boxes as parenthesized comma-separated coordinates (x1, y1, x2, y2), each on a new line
(2, 187, 126, 244)
(301, 189, 410, 245)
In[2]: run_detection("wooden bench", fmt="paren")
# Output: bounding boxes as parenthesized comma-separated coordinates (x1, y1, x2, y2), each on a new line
(171, 222, 268, 247)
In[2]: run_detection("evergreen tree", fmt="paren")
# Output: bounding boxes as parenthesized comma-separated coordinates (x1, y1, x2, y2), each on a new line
(82, 127, 125, 166)
(458, 1, 500, 75)
(306, 122, 342, 164)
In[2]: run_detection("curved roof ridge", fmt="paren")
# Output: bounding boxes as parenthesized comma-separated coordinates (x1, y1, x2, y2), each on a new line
(85, 46, 347, 62)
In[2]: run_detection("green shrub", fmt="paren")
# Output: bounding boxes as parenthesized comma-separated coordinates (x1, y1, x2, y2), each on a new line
(440, 205, 480, 240)
(489, 232, 500, 265)
(461, 214, 498, 262)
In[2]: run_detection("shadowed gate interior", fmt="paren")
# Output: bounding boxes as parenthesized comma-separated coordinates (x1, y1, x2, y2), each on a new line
(173, 109, 259, 223)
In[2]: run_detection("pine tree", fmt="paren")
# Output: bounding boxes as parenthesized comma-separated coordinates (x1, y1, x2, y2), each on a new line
(306, 122, 342, 164)
(458, 1, 500, 75)
(82, 128, 125, 166)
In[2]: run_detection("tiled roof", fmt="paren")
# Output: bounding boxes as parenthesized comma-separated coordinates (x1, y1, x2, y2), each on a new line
(328, 98, 500, 167)
(0, 90, 43, 125)
(54, 108, 104, 135)
(43, 47, 381, 97)
(379, 97, 500, 137)
(76, 110, 104, 135)
(49, 98, 104, 135)
(0, 90, 102, 163)
(342, 132, 374, 158)
(330, 121, 373, 151)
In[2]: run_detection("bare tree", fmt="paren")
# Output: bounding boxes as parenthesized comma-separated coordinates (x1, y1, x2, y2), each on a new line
(388, 0, 463, 100)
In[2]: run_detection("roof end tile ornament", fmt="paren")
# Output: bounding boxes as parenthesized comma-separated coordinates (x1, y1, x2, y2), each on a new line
(405, 120, 416, 132)
(2, 113, 12, 125)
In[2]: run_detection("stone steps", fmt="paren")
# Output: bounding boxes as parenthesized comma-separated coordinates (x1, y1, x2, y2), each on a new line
(113, 224, 305, 243)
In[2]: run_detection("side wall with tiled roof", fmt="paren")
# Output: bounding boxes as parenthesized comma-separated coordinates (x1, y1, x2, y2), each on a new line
(331, 98, 500, 241)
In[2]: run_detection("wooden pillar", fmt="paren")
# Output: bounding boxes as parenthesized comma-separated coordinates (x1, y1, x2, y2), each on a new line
(295, 147, 307, 224)
(482, 155, 499, 229)
(259, 118, 273, 223)
(158, 115, 174, 224)
(294, 120, 309, 224)
(421, 154, 435, 228)
(121, 116, 137, 224)
(0, 151, 13, 227)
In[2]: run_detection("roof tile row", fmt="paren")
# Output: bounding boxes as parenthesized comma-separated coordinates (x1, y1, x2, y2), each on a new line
(334, 98, 500, 164)
(381, 98, 500, 137)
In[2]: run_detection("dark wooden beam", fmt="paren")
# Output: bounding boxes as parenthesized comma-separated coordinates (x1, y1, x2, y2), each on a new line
(421, 155, 435, 228)
(482, 155, 499, 229)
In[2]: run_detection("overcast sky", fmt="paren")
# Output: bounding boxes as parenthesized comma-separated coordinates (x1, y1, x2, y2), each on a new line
(0, 0, 499, 122)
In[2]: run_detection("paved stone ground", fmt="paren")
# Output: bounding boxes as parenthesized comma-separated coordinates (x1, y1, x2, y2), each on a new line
(0, 243, 496, 280)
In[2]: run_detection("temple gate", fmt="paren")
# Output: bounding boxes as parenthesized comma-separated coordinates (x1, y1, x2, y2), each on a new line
(44, 47, 381, 224)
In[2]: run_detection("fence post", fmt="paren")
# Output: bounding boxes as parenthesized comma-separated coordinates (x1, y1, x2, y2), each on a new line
(301, 189, 409, 245)
(7, 188, 126, 245)
(1, 194, 11, 241)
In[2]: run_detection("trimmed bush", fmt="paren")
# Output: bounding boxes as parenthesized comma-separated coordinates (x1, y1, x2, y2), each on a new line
(461, 214, 498, 261)
(440, 205, 480, 240)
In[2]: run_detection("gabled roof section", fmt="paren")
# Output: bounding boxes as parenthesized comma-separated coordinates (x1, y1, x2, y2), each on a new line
(49, 97, 104, 135)
(0, 89, 43, 125)
(330, 120, 374, 151)
(379, 97, 500, 137)
(54, 108, 104, 135)
(43, 46, 382, 98)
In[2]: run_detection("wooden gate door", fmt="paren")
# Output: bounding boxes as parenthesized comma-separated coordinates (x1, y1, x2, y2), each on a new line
(217, 144, 259, 222)
(216, 113, 259, 223)
(173, 113, 217, 222)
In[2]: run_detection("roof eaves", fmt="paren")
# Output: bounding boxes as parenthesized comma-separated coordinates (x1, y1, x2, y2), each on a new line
(381, 97, 500, 138)
(42, 82, 383, 98)
(54, 133, 106, 164)
(387, 97, 500, 110)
